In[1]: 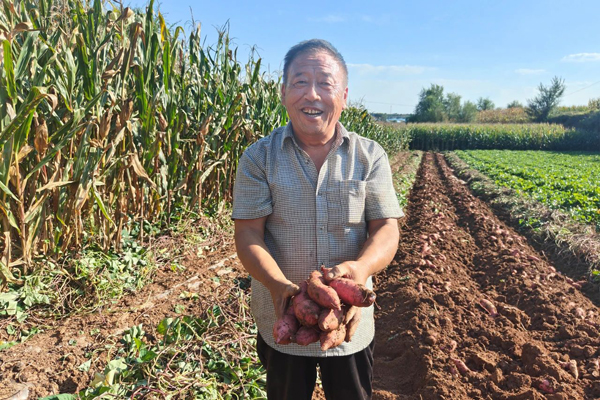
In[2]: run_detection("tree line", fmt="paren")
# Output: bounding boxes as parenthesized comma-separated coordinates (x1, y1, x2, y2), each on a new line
(408, 77, 567, 123)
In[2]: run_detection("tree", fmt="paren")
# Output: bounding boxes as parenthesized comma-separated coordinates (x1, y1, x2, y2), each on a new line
(444, 92, 462, 121)
(409, 84, 484, 123)
(457, 101, 478, 122)
(477, 97, 495, 111)
(507, 100, 524, 108)
(588, 98, 600, 110)
(526, 76, 566, 122)
(409, 84, 446, 122)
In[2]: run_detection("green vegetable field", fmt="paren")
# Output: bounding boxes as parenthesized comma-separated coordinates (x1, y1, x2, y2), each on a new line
(455, 150, 600, 229)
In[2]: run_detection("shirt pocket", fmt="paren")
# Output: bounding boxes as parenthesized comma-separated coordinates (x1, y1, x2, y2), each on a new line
(340, 180, 367, 225)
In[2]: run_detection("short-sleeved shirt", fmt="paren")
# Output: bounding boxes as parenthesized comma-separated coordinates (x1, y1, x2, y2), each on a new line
(232, 121, 403, 357)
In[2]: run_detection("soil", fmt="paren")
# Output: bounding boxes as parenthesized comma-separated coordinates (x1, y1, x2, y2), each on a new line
(1, 151, 599, 399)
(372, 153, 600, 399)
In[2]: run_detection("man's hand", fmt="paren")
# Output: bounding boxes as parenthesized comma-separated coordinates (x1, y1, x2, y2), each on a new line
(270, 281, 301, 319)
(321, 265, 364, 342)
(322, 261, 368, 285)
(235, 217, 301, 320)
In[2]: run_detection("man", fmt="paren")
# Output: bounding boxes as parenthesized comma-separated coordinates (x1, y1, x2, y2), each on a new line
(232, 39, 402, 400)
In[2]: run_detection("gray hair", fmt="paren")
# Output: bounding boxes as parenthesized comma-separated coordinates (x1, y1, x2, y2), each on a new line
(282, 39, 348, 86)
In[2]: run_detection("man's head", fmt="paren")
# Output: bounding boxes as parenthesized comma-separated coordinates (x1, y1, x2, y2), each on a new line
(281, 39, 348, 141)
(283, 39, 348, 87)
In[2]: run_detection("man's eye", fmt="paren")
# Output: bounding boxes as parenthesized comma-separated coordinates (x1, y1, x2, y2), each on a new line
(293, 81, 307, 87)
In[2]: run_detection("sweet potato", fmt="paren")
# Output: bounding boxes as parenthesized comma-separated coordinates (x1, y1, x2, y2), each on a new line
(328, 277, 376, 307)
(318, 307, 344, 332)
(320, 324, 346, 350)
(307, 271, 341, 310)
(561, 360, 579, 380)
(538, 379, 554, 394)
(295, 326, 321, 346)
(292, 281, 321, 326)
(451, 358, 471, 375)
(273, 307, 299, 345)
(442, 340, 457, 353)
(479, 299, 498, 317)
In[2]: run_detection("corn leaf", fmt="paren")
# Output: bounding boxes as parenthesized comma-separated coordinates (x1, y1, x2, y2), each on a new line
(2, 40, 16, 100)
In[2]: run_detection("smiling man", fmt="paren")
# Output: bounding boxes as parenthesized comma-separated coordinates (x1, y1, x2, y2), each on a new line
(233, 39, 402, 400)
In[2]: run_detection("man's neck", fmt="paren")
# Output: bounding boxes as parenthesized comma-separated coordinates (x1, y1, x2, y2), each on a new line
(293, 125, 338, 151)
(293, 126, 338, 173)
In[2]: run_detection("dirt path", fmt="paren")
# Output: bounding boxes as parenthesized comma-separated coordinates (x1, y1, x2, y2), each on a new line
(372, 153, 600, 399)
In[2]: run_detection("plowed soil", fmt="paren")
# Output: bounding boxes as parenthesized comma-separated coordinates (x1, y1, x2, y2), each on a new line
(372, 153, 600, 399)
(1, 151, 599, 399)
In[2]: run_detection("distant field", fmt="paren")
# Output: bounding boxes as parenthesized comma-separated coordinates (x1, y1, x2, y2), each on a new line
(455, 150, 600, 228)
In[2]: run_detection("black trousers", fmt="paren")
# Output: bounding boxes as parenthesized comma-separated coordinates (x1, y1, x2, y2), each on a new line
(256, 333, 374, 400)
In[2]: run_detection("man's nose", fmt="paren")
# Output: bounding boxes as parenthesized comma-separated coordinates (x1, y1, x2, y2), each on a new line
(303, 82, 320, 101)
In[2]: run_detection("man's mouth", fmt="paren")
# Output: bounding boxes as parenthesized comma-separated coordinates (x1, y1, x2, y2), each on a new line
(301, 108, 323, 117)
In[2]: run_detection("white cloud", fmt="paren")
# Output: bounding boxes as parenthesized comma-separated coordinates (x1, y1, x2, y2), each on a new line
(561, 53, 600, 62)
(348, 63, 433, 76)
(308, 15, 345, 23)
(360, 15, 390, 25)
(515, 68, 546, 75)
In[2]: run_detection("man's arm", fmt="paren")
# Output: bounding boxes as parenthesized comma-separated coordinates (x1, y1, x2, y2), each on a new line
(234, 217, 300, 319)
(323, 217, 399, 284)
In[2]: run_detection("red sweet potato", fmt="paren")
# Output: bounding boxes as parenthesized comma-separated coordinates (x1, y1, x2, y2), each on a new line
(328, 278, 376, 307)
(451, 358, 471, 375)
(318, 307, 344, 332)
(479, 299, 498, 317)
(273, 307, 299, 345)
(307, 271, 341, 310)
(295, 326, 321, 346)
(320, 324, 347, 350)
(293, 281, 321, 326)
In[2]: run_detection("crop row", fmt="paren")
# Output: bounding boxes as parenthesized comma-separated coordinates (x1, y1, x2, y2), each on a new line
(401, 123, 598, 151)
(455, 150, 600, 228)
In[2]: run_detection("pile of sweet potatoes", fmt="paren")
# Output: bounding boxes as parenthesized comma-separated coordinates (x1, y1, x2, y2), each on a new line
(273, 269, 376, 350)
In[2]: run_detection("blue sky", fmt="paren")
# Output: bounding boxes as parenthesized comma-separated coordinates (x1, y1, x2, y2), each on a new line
(126, 0, 600, 113)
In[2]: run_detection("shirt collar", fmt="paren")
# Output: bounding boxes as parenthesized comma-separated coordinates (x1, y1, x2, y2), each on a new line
(281, 121, 350, 151)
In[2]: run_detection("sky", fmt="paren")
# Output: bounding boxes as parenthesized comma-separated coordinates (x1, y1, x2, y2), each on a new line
(125, 0, 600, 114)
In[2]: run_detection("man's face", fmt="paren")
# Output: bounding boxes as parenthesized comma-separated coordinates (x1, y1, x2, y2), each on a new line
(281, 50, 348, 140)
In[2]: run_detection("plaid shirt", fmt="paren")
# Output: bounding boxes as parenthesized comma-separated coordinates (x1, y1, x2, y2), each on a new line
(232, 122, 402, 357)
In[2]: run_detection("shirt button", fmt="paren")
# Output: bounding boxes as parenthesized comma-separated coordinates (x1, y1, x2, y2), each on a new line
(319, 226, 324, 230)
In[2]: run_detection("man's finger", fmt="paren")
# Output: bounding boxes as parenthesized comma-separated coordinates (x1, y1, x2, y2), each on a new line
(345, 308, 361, 342)
(344, 305, 358, 324)
(285, 283, 301, 297)
(322, 264, 348, 282)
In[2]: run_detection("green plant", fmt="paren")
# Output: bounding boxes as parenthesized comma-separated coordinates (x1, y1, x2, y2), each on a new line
(526, 76, 566, 122)
(455, 150, 600, 229)
(477, 97, 495, 111)
(408, 85, 481, 123)
(70, 282, 267, 399)
(507, 100, 524, 109)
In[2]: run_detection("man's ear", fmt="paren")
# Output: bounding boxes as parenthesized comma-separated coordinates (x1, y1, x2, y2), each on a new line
(280, 83, 286, 104)
(342, 86, 348, 109)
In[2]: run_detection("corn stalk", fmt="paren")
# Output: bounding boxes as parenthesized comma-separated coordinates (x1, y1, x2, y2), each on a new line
(0, 0, 287, 278)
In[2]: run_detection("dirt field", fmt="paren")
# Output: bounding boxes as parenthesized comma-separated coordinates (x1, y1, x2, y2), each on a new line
(372, 153, 600, 399)
(1, 152, 599, 399)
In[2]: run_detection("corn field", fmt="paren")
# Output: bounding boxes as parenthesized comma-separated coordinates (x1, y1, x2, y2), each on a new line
(0, 0, 288, 278)
(340, 105, 411, 154)
(403, 123, 598, 151)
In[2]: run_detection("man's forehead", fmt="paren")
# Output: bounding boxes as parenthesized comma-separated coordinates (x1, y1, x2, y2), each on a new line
(289, 52, 342, 74)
